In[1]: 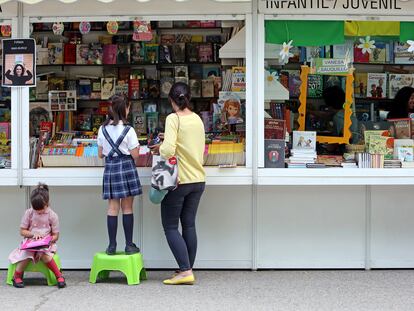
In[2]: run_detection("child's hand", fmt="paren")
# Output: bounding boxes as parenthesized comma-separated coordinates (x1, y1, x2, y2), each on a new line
(149, 144, 161, 155)
(32, 233, 44, 240)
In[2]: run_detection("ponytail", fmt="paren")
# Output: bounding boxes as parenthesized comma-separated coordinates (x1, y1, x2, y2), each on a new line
(168, 82, 191, 111)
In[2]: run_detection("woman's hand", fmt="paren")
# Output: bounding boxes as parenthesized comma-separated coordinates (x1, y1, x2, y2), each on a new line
(149, 144, 161, 155)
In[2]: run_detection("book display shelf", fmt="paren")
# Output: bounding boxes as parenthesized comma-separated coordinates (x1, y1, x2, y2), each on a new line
(261, 19, 414, 178)
(26, 19, 249, 184)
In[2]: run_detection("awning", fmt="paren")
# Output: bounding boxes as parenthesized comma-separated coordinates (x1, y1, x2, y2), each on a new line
(0, 0, 251, 3)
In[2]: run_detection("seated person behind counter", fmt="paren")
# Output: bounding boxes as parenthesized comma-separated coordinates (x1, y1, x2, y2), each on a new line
(322, 86, 359, 144)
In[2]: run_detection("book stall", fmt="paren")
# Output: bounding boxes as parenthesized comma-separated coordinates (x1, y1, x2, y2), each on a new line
(2, 0, 414, 271)
(255, 1, 414, 270)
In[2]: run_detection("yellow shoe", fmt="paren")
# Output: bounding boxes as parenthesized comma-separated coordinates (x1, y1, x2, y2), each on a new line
(163, 274, 195, 285)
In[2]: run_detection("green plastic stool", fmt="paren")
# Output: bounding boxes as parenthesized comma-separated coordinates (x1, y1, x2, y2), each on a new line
(89, 252, 147, 285)
(6, 254, 62, 286)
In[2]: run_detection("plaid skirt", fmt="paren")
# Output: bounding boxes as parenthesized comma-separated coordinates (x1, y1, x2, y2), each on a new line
(103, 155, 142, 200)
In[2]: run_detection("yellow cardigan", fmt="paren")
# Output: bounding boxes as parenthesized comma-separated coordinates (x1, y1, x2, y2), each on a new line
(159, 113, 206, 184)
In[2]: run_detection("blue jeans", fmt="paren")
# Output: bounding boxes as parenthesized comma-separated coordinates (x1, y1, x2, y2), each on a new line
(161, 182, 205, 272)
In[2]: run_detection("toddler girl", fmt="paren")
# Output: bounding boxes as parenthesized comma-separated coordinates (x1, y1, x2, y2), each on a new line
(97, 95, 142, 255)
(9, 183, 66, 288)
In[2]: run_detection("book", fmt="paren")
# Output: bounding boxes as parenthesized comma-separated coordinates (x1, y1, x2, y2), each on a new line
(160, 77, 174, 98)
(394, 42, 414, 64)
(202, 79, 214, 98)
(115, 82, 129, 97)
(367, 73, 387, 99)
(189, 64, 203, 80)
(148, 80, 160, 99)
(0, 122, 10, 140)
(101, 78, 116, 100)
(307, 75, 323, 98)
(103, 44, 117, 64)
(264, 139, 285, 168)
(91, 115, 105, 134)
(130, 42, 145, 64)
(132, 112, 146, 135)
(139, 79, 149, 99)
(37, 46, 49, 65)
(76, 44, 90, 64)
(231, 67, 246, 92)
(172, 43, 186, 63)
(47, 43, 63, 64)
(286, 70, 301, 97)
(388, 74, 414, 99)
(324, 75, 345, 90)
(159, 45, 173, 64)
(368, 135, 393, 158)
(354, 45, 369, 63)
(369, 42, 387, 63)
(198, 43, 213, 63)
(175, 66, 188, 78)
(203, 65, 220, 79)
(88, 43, 103, 65)
(76, 114, 92, 131)
(394, 139, 414, 158)
(146, 112, 159, 134)
(117, 44, 130, 64)
(189, 79, 202, 98)
(78, 79, 92, 100)
(388, 118, 412, 139)
(129, 79, 140, 100)
(160, 34, 176, 45)
(144, 44, 159, 64)
(292, 131, 317, 150)
(305, 46, 324, 63)
(354, 73, 368, 98)
(186, 43, 199, 63)
(265, 119, 286, 139)
(332, 40, 354, 61)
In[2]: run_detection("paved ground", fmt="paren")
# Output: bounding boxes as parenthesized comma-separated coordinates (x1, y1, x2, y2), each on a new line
(1, 269, 414, 311)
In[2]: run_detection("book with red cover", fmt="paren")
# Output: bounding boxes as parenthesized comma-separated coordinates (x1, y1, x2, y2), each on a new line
(64, 44, 76, 64)
(129, 79, 140, 100)
(264, 119, 286, 140)
(198, 43, 213, 63)
(353, 46, 369, 63)
(103, 44, 118, 64)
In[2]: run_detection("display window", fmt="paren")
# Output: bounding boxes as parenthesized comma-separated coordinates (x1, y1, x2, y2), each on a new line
(262, 20, 414, 169)
(28, 18, 247, 169)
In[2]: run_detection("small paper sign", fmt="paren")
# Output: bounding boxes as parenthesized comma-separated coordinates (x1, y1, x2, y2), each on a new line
(315, 58, 349, 75)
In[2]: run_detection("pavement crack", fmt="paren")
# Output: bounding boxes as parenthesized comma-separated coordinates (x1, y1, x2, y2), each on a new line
(32, 288, 58, 311)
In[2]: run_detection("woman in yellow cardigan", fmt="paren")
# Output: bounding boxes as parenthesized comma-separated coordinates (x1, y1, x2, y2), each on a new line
(150, 82, 205, 285)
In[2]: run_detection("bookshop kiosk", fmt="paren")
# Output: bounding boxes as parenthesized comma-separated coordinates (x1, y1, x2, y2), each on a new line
(1, 0, 414, 271)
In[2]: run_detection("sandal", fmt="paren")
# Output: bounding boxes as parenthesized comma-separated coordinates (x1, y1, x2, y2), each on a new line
(57, 276, 66, 289)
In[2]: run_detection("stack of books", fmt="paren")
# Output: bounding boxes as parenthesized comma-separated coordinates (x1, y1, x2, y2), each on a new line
(341, 161, 358, 168)
(385, 159, 402, 168)
(356, 152, 385, 168)
(288, 131, 317, 168)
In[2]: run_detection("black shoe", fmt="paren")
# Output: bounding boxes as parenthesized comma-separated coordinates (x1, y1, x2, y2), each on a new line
(12, 278, 24, 288)
(106, 244, 117, 255)
(57, 276, 66, 289)
(125, 243, 140, 255)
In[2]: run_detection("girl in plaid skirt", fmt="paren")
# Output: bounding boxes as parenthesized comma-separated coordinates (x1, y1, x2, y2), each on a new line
(97, 95, 142, 255)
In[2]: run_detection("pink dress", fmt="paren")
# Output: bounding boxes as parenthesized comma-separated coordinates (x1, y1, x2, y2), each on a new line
(9, 207, 59, 264)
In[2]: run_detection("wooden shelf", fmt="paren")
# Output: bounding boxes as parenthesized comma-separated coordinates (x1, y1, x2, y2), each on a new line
(37, 62, 222, 67)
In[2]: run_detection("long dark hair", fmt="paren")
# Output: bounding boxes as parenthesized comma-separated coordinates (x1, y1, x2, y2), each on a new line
(388, 86, 414, 119)
(103, 95, 130, 126)
(13, 64, 24, 76)
(30, 183, 49, 210)
(168, 82, 191, 111)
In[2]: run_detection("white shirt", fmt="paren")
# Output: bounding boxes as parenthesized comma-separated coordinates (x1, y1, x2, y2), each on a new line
(97, 122, 139, 157)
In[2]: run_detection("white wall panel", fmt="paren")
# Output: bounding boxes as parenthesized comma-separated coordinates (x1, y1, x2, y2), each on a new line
(143, 186, 253, 269)
(257, 186, 366, 268)
(0, 187, 28, 268)
(370, 186, 414, 268)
